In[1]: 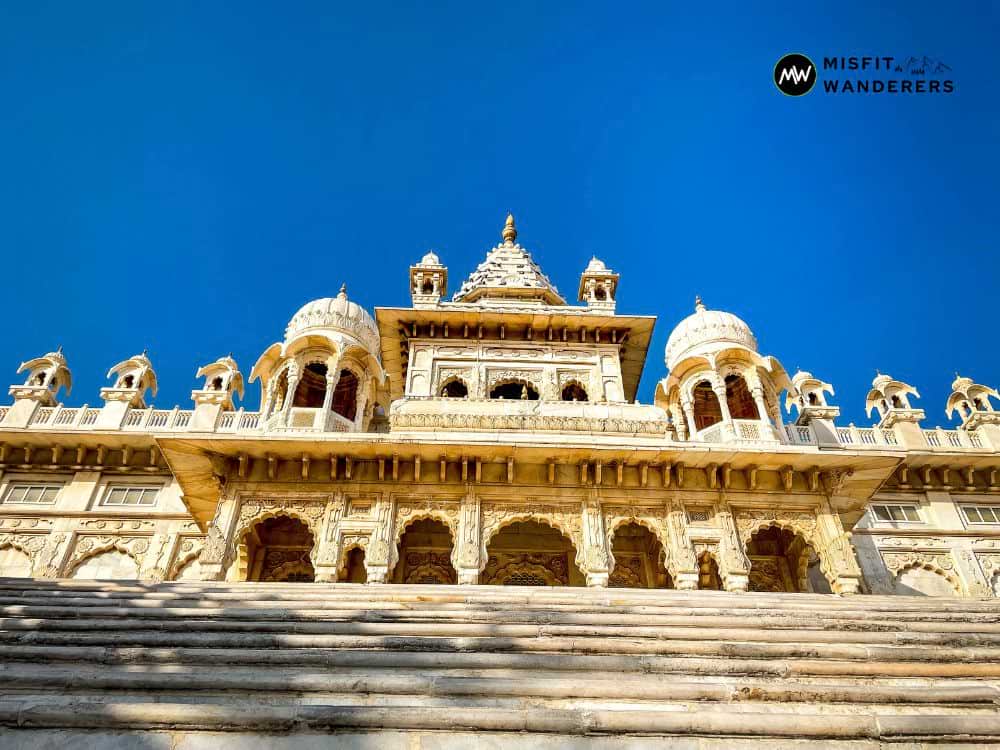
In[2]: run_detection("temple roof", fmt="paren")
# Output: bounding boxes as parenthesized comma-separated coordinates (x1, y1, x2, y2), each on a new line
(451, 214, 566, 306)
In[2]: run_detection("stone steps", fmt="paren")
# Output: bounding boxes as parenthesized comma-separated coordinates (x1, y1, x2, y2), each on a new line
(2, 579, 1000, 747)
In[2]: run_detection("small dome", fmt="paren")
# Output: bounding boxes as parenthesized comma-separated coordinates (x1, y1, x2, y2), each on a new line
(585, 256, 607, 272)
(664, 297, 758, 371)
(420, 250, 441, 265)
(285, 285, 380, 353)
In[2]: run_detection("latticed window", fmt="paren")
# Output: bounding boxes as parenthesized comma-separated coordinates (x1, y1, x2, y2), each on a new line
(504, 572, 547, 586)
(871, 504, 922, 523)
(961, 506, 1000, 525)
(3, 483, 61, 504)
(102, 486, 160, 507)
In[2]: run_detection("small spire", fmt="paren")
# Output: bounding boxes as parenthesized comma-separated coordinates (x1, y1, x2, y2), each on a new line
(502, 213, 517, 244)
(338, 283, 347, 298)
(56, 344, 63, 354)
(694, 295, 706, 312)
(141, 348, 148, 357)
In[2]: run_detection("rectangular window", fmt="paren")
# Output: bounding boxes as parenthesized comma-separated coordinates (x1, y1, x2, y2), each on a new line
(871, 504, 922, 523)
(101, 486, 160, 507)
(961, 506, 1000, 525)
(3, 483, 62, 505)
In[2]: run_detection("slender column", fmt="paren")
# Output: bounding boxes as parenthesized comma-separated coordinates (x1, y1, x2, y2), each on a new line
(665, 500, 698, 590)
(282, 375, 300, 426)
(198, 493, 241, 581)
(680, 397, 696, 440)
(364, 494, 394, 583)
(814, 496, 864, 595)
(314, 492, 345, 582)
(581, 495, 610, 587)
(454, 488, 482, 584)
(713, 382, 735, 438)
(715, 500, 750, 592)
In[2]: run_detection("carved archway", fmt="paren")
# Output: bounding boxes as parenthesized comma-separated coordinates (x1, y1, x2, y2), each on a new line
(482, 517, 583, 586)
(392, 517, 456, 584)
(66, 538, 146, 579)
(892, 561, 962, 597)
(607, 522, 671, 589)
(481, 510, 584, 574)
(697, 551, 722, 590)
(239, 515, 316, 583)
(68, 548, 141, 580)
(746, 524, 830, 593)
(604, 516, 675, 580)
(0, 543, 34, 578)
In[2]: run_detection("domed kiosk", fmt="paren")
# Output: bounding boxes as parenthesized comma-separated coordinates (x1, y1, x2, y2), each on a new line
(251, 285, 385, 432)
(656, 298, 790, 443)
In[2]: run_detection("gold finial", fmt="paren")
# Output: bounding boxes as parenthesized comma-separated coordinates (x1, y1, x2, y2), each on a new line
(694, 295, 705, 312)
(502, 213, 517, 244)
(338, 283, 347, 298)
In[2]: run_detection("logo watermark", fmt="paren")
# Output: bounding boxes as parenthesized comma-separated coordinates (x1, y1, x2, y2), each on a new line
(774, 53, 816, 96)
(774, 54, 954, 96)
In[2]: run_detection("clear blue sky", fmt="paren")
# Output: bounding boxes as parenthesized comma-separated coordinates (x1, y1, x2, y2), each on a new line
(2, 2, 997, 426)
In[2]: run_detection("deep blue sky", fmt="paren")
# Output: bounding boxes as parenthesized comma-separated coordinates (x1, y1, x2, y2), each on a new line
(2, 2, 997, 426)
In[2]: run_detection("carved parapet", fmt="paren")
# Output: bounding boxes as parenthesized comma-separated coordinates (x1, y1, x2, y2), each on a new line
(389, 397, 668, 435)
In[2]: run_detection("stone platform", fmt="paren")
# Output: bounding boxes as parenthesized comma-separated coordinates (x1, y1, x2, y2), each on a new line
(1, 579, 999, 747)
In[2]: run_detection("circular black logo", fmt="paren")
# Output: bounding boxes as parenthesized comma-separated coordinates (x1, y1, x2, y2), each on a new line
(774, 53, 817, 96)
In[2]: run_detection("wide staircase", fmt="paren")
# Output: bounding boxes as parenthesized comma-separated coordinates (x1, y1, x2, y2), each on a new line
(1, 579, 1000, 748)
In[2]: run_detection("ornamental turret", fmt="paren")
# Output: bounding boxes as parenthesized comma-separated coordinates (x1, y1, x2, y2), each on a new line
(190, 355, 245, 430)
(409, 250, 447, 308)
(578, 256, 618, 311)
(865, 372, 925, 447)
(785, 370, 840, 446)
(4, 348, 73, 427)
(946, 374, 1000, 446)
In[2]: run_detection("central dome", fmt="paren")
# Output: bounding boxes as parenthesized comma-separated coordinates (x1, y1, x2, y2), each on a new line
(664, 298, 757, 371)
(285, 285, 380, 354)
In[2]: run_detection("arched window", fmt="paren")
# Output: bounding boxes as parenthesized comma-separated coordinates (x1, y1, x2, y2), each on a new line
(725, 374, 759, 420)
(561, 382, 588, 402)
(421, 279, 434, 294)
(490, 380, 539, 400)
(974, 398, 986, 411)
(332, 369, 359, 420)
(891, 394, 903, 408)
(692, 381, 722, 430)
(122, 375, 135, 388)
(342, 547, 367, 583)
(211, 376, 224, 391)
(293, 362, 328, 408)
(807, 392, 819, 406)
(594, 285, 607, 301)
(440, 379, 469, 398)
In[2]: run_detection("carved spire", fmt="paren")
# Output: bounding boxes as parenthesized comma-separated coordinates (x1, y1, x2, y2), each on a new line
(694, 295, 706, 313)
(502, 213, 517, 244)
(338, 283, 347, 299)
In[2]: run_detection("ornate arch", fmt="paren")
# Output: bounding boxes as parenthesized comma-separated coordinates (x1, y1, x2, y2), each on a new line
(882, 552, 964, 595)
(0, 535, 44, 576)
(168, 538, 204, 580)
(391, 506, 459, 573)
(65, 536, 148, 577)
(480, 506, 584, 574)
(603, 514, 674, 578)
(738, 513, 837, 589)
(230, 499, 325, 571)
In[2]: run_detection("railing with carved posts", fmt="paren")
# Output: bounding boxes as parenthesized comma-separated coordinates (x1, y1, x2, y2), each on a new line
(0, 396, 995, 453)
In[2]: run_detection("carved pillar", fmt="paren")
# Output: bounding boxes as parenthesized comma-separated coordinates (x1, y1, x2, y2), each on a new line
(581, 495, 610, 587)
(953, 548, 991, 597)
(282, 375, 300, 425)
(453, 488, 482, 584)
(665, 500, 699, 590)
(198, 493, 240, 581)
(715, 501, 750, 592)
(750, 385, 771, 427)
(321, 368, 341, 414)
(713, 381, 735, 437)
(681, 397, 696, 440)
(364, 494, 395, 583)
(314, 492, 345, 582)
(140, 532, 174, 582)
(812, 494, 863, 595)
(35, 532, 72, 578)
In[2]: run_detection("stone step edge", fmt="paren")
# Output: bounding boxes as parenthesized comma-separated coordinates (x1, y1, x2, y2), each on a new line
(5, 645, 1000, 678)
(2, 581, 997, 614)
(4, 631, 998, 662)
(2, 602, 996, 629)
(2, 700, 1000, 739)
(3, 665, 998, 706)
(6, 616, 1000, 645)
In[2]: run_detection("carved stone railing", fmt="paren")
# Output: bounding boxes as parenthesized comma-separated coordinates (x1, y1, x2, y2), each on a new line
(389, 396, 669, 435)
